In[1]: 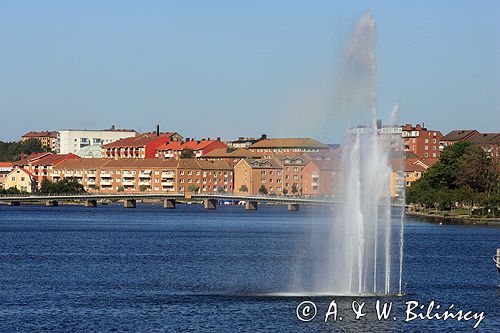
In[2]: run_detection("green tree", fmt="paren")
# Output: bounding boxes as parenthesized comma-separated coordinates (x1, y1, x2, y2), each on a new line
(282, 188, 288, 195)
(180, 149, 194, 159)
(258, 185, 268, 195)
(139, 185, 149, 192)
(187, 185, 199, 193)
(291, 184, 298, 195)
(40, 177, 85, 193)
(239, 184, 248, 193)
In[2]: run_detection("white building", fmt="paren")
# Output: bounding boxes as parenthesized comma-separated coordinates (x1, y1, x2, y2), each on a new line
(57, 128, 137, 154)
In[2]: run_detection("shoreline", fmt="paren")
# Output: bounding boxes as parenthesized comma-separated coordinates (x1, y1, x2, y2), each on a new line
(405, 211, 500, 226)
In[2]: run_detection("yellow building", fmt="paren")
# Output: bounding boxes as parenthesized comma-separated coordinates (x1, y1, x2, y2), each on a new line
(5, 167, 37, 193)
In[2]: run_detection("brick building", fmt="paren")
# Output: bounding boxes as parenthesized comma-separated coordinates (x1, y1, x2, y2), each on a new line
(102, 134, 171, 159)
(401, 124, 442, 159)
(156, 139, 227, 159)
(248, 138, 330, 158)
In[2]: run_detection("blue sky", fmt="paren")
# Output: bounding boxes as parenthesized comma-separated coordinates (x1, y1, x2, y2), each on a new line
(1, 1, 499, 143)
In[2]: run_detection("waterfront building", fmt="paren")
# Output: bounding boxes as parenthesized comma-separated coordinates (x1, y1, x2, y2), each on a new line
(401, 124, 443, 159)
(102, 133, 171, 159)
(278, 155, 308, 195)
(21, 131, 58, 151)
(52, 158, 112, 191)
(52, 158, 232, 194)
(5, 167, 37, 193)
(301, 159, 339, 197)
(57, 127, 137, 154)
(234, 159, 283, 195)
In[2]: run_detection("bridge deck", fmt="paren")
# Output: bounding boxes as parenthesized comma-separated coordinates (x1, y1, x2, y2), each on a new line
(0, 193, 336, 205)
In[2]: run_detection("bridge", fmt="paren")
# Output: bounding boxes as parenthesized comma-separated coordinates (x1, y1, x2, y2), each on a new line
(0, 193, 336, 211)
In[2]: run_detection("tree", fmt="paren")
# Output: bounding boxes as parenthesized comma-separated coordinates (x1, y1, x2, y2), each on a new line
(139, 185, 149, 192)
(239, 184, 248, 193)
(0, 138, 48, 162)
(187, 185, 199, 193)
(39, 177, 85, 193)
(258, 185, 268, 195)
(282, 188, 288, 195)
(180, 149, 194, 159)
(217, 186, 225, 193)
(291, 184, 298, 195)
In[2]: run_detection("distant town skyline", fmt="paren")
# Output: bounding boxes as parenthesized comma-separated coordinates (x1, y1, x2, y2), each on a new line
(1, 1, 499, 143)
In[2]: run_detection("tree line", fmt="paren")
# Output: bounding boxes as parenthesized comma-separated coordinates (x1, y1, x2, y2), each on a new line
(0, 138, 50, 162)
(406, 142, 500, 215)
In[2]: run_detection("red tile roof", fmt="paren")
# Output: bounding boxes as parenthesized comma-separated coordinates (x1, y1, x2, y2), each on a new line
(158, 140, 225, 151)
(249, 138, 329, 149)
(22, 131, 57, 138)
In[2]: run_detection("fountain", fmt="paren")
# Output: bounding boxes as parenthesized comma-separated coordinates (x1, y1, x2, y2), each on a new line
(308, 10, 405, 296)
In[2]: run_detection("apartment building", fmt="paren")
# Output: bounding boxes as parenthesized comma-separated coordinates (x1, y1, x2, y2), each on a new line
(401, 124, 442, 159)
(301, 159, 339, 197)
(21, 131, 58, 151)
(102, 133, 171, 159)
(278, 156, 307, 195)
(13, 153, 79, 189)
(52, 158, 232, 194)
(234, 159, 283, 195)
(52, 158, 110, 191)
(156, 139, 227, 159)
(57, 128, 137, 154)
(248, 138, 330, 158)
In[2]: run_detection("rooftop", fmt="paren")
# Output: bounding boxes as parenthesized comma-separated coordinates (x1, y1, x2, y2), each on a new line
(249, 138, 329, 149)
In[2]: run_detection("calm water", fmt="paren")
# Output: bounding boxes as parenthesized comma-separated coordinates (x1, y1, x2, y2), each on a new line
(0, 203, 498, 332)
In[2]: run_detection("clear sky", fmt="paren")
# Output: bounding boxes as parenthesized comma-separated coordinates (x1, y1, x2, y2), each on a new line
(1, 1, 499, 143)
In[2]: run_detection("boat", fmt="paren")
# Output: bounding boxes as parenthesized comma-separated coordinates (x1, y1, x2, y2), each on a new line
(494, 249, 500, 274)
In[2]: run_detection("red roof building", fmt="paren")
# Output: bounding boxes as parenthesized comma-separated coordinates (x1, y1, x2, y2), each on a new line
(102, 134, 172, 159)
(401, 124, 443, 159)
(156, 139, 227, 159)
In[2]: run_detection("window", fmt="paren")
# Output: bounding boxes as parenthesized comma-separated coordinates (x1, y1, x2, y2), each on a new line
(425, 146, 428, 150)
(261, 179, 266, 183)
(188, 171, 192, 175)
(21, 177, 25, 181)
(261, 171, 266, 175)
(180, 171, 184, 175)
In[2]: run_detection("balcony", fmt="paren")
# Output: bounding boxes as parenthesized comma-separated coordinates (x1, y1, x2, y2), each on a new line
(161, 181, 174, 186)
(123, 180, 135, 186)
(100, 180, 112, 185)
(138, 180, 151, 186)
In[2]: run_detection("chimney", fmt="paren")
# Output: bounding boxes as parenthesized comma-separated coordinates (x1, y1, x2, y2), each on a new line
(376, 119, 382, 129)
(207, 137, 210, 141)
(261, 134, 267, 140)
(156, 124, 160, 137)
(111, 125, 115, 131)
(217, 137, 221, 141)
